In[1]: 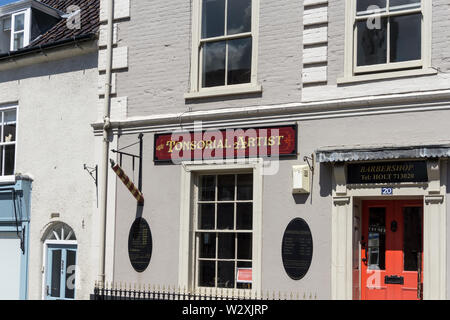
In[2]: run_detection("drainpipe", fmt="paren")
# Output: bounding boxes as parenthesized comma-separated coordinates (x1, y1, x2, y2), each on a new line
(98, 0, 114, 288)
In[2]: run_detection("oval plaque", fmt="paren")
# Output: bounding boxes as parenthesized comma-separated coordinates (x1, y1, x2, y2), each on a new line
(282, 218, 313, 280)
(128, 217, 152, 273)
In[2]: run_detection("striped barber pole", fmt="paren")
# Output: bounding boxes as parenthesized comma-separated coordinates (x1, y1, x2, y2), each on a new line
(110, 160, 144, 204)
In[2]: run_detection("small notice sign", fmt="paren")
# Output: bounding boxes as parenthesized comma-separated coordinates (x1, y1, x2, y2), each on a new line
(236, 268, 252, 284)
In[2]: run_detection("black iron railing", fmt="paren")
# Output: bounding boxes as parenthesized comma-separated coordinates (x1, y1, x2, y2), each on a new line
(92, 282, 317, 300)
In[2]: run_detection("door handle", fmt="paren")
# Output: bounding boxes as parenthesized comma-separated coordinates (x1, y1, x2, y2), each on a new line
(46, 285, 50, 296)
(362, 242, 368, 265)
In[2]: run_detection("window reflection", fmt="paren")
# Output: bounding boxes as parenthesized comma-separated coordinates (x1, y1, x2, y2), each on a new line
(403, 207, 422, 271)
(368, 207, 386, 270)
(390, 14, 421, 63)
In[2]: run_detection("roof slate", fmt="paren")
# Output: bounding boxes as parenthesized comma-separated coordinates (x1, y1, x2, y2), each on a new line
(30, 0, 99, 47)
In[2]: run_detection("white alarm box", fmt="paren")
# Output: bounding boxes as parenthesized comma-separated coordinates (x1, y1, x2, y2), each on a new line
(292, 165, 310, 194)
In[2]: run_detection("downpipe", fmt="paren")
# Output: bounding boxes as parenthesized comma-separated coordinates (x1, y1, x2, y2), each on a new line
(98, 0, 114, 288)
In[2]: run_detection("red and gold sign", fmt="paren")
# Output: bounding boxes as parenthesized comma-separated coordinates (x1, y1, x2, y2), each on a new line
(153, 125, 297, 163)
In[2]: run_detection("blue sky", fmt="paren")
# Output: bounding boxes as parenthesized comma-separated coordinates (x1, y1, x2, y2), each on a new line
(0, 0, 17, 7)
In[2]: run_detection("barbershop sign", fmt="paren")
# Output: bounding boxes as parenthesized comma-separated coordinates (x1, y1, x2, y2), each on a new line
(153, 125, 297, 163)
(347, 160, 428, 184)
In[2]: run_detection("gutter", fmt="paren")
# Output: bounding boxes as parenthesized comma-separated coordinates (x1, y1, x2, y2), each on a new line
(0, 33, 97, 62)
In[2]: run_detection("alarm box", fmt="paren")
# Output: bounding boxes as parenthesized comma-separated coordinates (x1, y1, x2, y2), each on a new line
(292, 165, 310, 194)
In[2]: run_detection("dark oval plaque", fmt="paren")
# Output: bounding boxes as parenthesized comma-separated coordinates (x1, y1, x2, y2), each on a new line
(128, 217, 152, 273)
(282, 218, 313, 280)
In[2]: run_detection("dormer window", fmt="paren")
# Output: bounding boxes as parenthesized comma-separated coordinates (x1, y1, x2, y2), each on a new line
(0, 1, 62, 54)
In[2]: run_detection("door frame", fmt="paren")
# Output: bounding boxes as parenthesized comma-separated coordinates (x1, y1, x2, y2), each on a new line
(42, 240, 78, 300)
(331, 159, 446, 300)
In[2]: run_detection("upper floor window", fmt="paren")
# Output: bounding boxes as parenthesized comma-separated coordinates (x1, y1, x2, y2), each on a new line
(344, 0, 432, 77)
(0, 107, 16, 177)
(0, 9, 30, 53)
(186, 0, 261, 99)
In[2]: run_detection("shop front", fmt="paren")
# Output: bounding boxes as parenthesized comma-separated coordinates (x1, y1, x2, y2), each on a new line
(110, 117, 449, 301)
(317, 146, 448, 300)
(0, 178, 31, 300)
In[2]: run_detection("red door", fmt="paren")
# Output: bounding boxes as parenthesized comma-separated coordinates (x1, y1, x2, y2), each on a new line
(361, 200, 423, 300)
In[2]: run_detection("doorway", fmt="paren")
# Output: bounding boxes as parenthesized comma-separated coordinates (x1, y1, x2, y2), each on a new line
(361, 200, 423, 300)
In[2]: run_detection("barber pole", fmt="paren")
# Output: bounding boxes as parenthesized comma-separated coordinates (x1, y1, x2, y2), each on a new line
(110, 160, 144, 204)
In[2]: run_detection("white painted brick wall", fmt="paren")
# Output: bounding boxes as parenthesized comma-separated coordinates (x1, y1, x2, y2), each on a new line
(303, 6, 328, 26)
(99, 23, 119, 47)
(303, 26, 328, 45)
(302, 0, 450, 102)
(100, 0, 130, 22)
(115, 0, 303, 117)
(98, 46, 128, 71)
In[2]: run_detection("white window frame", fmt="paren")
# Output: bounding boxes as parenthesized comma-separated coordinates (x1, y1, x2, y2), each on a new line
(10, 9, 31, 52)
(41, 223, 78, 300)
(0, 105, 17, 183)
(342, 0, 432, 80)
(185, 0, 261, 99)
(178, 159, 263, 295)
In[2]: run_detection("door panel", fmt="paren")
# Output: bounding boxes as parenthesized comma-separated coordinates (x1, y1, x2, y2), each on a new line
(361, 200, 423, 300)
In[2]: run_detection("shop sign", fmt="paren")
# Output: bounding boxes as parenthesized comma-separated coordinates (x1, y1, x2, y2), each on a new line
(154, 125, 297, 163)
(236, 268, 252, 284)
(347, 161, 428, 184)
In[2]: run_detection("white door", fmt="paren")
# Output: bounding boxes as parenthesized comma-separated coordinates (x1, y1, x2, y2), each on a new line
(0, 232, 22, 300)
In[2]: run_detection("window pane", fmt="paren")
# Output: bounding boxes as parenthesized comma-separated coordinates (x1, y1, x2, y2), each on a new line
(390, 0, 421, 11)
(218, 233, 235, 259)
(202, 41, 226, 88)
(198, 204, 215, 230)
(200, 175, 215, 201)
(65, 250, 76, 299)
(403, 207, 422, 271)
(0, 146, 3, 176)
(357, 0, 387, 15)
(227, 0, 251, 35)
(3, 17, 11, 31)
(199, 260, 216, 287)
(4, 145, 14, 176)
(51, 250, 62, 297)
(217, 174, 235, 201)
(236, 203, 252, 230)
(227, 37, 252, 85)
(199, 233, 216, 258)
(202, 0, 225, 38)
(237, 233, 252, 260)
(217, 203, 234, 230)
(4, 124, 16, 143)
(368, 207, 386, 270)
(390, 14, 421, 63)
(14, 14, 24, 31)
(13, 32, 24, 51)
(217, 261, 235, 288)
(237, 174, 253, 200)
(356, 18, 387, 66)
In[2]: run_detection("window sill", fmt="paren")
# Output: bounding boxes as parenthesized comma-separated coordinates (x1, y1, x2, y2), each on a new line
(184, 84, 262, 100)
(336, 68, 438, 85)
(0, 175, 16, 185)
